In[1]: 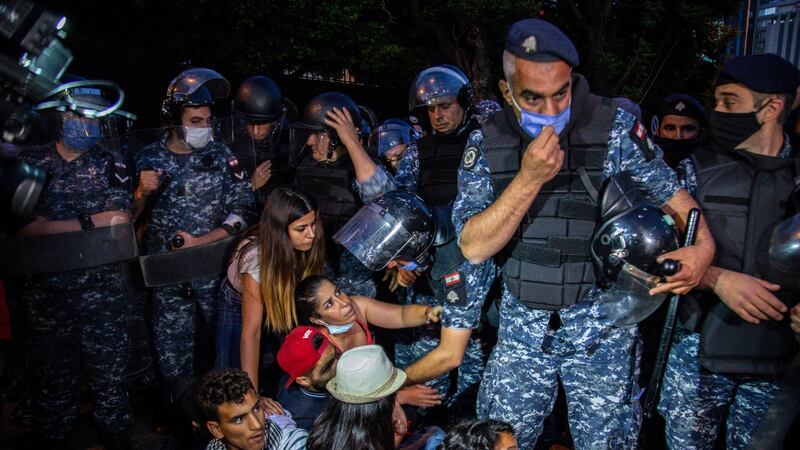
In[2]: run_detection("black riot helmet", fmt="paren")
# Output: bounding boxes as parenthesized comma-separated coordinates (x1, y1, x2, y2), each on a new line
(591, 172, 681, 285)
(408, 65, 473, 113)
(334, 191, 434, 271)
(232, 76, 284, 122)
(294, 92, 362, 135)
(161, 68, 230, 124)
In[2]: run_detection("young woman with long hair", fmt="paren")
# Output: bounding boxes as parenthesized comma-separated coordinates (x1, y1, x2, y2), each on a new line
(216, 187, 325, 391)
(294, 275, 442, 352)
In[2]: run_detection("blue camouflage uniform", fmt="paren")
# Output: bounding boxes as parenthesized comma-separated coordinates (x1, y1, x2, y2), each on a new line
(656, 139, 794, 450)
(18, 144, 133, 439)
(135, 137, 255, 382)
(454, 107, 681, 449)
(365, 105, 498, 410)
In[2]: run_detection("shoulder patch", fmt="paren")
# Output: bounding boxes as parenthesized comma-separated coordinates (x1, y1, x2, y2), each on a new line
(443, 271, 467, 307)
(629, 120, 657, 161)
(109, 160, 131, 188)
(462, 146, 478, 170)
(227, 156, 247, 181)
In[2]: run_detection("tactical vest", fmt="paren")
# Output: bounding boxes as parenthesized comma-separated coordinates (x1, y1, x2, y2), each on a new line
(484, 96, 618, 310)
(294, 155, 359, 237)
(232, 134, 296, 208)
(417, 119, 479, 207)
(687, 146, 800, 375)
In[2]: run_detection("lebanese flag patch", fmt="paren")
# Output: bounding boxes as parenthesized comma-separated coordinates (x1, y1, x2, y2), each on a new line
(634, 121, 647, 141)
(444, 272, 461, 287)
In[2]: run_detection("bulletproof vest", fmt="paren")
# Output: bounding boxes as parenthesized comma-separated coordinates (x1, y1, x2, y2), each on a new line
(685, 146, 800, 375)
(294, 154, 359, 237)
(417, 118, 479, 207)
(484, 84, 617, 310)
(232, 132, 296, 207)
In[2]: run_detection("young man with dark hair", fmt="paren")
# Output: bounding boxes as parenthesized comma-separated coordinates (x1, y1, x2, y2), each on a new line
(275, 326, 337, 429)
(196, 368, 307, 450)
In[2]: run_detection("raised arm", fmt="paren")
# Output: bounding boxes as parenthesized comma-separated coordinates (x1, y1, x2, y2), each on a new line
(460, 126, 563, 263)
(352, 295, 441, 329)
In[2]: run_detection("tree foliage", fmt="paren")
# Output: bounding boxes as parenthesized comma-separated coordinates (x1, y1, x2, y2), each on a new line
(49, 0, 741, 124)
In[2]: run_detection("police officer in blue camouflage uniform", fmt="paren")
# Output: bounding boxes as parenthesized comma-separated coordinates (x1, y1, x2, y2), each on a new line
(134, 68, 255, 391)
(659, 54, 800, 450)
(453, 19, 716, 449)
(14, 85, 136, 449)
(324, 72, 497, 414)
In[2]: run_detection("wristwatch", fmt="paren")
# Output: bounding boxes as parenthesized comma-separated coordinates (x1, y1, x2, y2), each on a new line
(78, 213, 95, 231)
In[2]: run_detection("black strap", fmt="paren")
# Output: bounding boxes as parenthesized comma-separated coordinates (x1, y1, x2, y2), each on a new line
(506, 236, 592, 267)
(577, 166, 599, 203)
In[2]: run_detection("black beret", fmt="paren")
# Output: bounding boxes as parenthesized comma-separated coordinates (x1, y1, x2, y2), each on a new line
(505, 19, 579, 67)
(658, 94, 707, 126)
(716, 54, 800, 94)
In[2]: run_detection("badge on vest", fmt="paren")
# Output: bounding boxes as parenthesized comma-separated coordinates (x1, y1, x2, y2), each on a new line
(629, 120, 657, 161)
(463, 146, 478, 170)
(443, 271, 467, 307)
(227, 156, 247, 181)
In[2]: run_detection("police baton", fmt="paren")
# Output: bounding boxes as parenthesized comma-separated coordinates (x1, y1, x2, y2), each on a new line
(134, 169, 172, 231)
(643, 207, 701, 418)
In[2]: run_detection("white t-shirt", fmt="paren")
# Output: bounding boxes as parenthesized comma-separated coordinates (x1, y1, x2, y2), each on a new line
(226, 237, 261, 293)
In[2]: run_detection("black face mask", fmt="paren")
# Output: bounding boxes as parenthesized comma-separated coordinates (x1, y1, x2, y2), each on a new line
(708, 108, 763, 151)
(653, 135, 701, 166)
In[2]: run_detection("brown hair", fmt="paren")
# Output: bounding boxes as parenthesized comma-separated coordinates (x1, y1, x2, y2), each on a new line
(238, 187, 325, 333)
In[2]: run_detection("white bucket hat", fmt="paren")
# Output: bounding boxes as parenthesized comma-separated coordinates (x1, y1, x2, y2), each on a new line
(326, 345, 406, 404)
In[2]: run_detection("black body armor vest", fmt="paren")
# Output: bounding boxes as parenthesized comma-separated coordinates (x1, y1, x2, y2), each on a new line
(417, 119, 479, 207)
(685, 146, 800, 375)
(294, 154, 360, 238)
(483, 76, 618, 310)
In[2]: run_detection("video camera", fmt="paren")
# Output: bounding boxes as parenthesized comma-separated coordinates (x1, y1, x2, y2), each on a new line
(0, 0, 133, 225)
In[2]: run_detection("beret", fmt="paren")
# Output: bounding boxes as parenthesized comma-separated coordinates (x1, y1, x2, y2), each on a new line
(658, 94, 707, 126)
(505, 19, 579, 67)
(717, 54, 800, 94)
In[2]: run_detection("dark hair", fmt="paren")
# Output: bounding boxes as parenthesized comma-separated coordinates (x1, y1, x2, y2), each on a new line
(237, 187, 326, 333)
(194, 368, 255, 422)
(442, 419, 515, 450)
(294, 274, 330, 325)
(307, 395, 395, 450)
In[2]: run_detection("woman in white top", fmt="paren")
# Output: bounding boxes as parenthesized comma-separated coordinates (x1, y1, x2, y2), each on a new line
(216, 187, 325, 393)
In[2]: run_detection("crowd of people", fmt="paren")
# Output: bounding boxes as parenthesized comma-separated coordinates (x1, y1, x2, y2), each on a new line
(1, 15, 800, 450)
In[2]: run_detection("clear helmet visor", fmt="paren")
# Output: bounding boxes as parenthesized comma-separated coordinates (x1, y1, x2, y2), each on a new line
(408, 67, 468, 110)
(333, 203, 413, 271)
(597, 263, 668, 327)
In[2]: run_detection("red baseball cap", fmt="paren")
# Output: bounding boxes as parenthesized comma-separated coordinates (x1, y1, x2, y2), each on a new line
(277, 326, 330, 387)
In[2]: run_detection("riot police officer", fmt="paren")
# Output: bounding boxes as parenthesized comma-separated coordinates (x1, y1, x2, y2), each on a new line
(651, 93, 707, 168)
(229, 75, 294, 209)
(11, 83, 137, 448)
(134, 68, 255, 393)
(292, 92, 377, 297)
(324, 67, 495, 417)
(659, 53, 800, 450)
(454, 19, 715, 448)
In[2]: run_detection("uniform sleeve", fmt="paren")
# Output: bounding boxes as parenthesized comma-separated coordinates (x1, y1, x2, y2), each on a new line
(393, 142, 419, 192)
(221, 149, 257, 233)
(675, 157, 698, 198)
(605, 108, 681, 206)
(104, 157, 133, 213)
(354, 164, 397, 203)
(442, 258, 496, 329)
(452, 130, 496, 242)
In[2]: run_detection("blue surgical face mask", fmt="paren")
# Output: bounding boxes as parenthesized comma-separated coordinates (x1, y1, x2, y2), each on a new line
(62, 116, 101, 152)
(508, 84, 571, 138)
(317, 320, 355, 335)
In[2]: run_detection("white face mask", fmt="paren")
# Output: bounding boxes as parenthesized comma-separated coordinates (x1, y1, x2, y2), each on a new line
(317, 319, 355, 335)
(184, 127, 213, 149)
